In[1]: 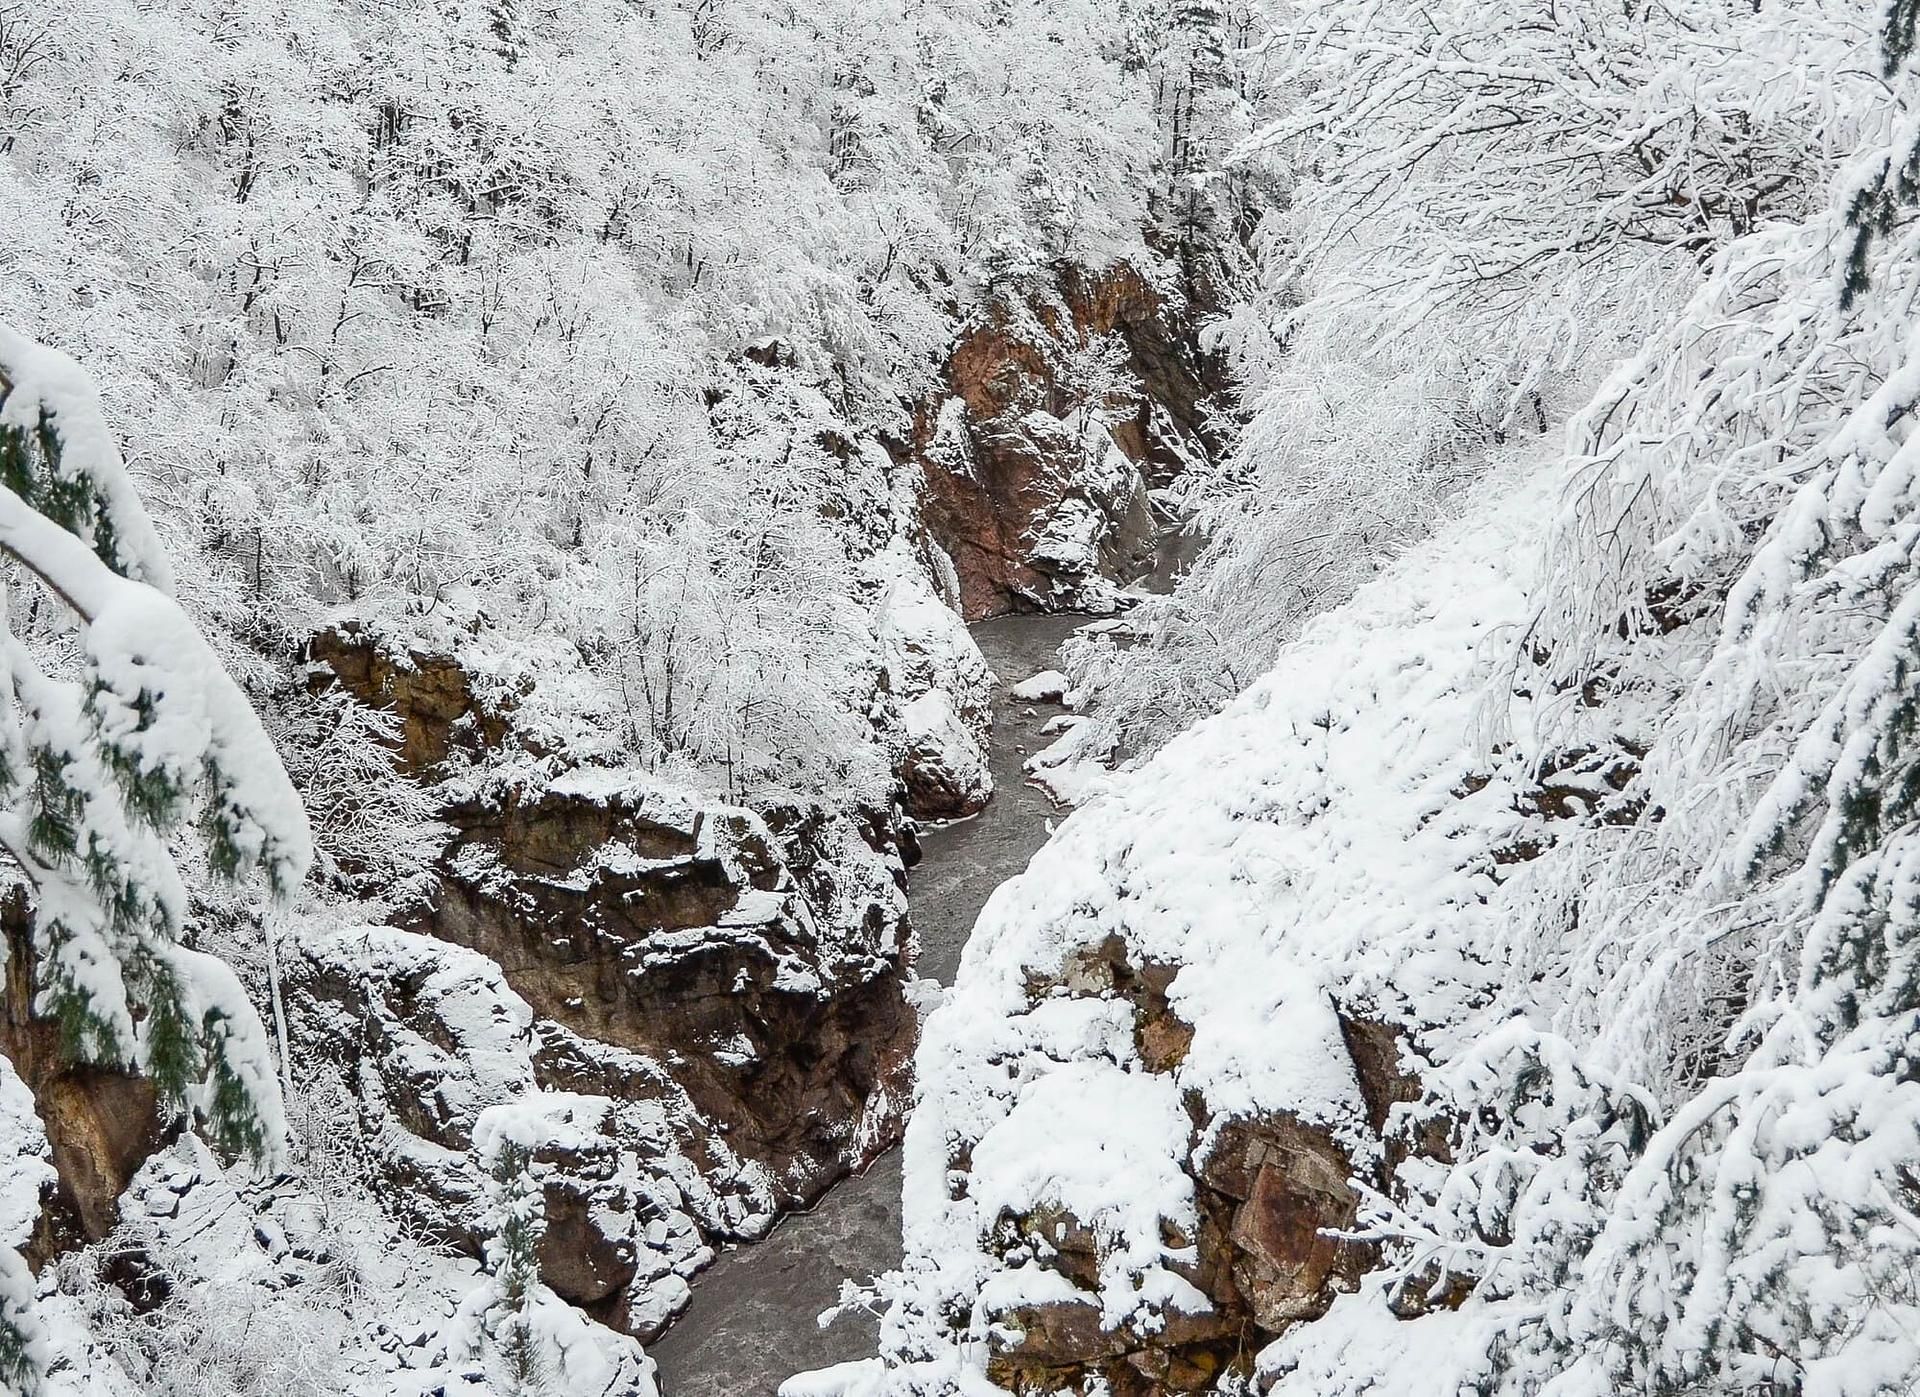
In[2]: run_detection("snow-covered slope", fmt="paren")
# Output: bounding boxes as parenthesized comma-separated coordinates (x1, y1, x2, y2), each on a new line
(827, 455, 1565, 1396)
(822, 11, 1920, 1391)
(838, 142, 1920, 1376)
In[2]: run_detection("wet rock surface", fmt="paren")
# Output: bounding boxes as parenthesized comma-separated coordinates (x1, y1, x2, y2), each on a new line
(648, 612, 1090, 1397)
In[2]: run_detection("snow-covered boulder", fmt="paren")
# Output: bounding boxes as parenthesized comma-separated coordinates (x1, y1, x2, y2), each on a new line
(897, 689, 994, 819)
(1024, 715, 1115, 806)
(1009, 669, 1069, 703)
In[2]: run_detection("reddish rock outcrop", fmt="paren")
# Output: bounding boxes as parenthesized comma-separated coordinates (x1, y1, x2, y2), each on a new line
(1197, 1117, 1371, 1334)
(983, 940, 1420, 1395)
(309, 628, 915, 1207)
(912, 264, 1228, 619)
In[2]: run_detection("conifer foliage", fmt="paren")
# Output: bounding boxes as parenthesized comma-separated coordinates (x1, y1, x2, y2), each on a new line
(449, 1095, 626, 1397)
(0, 325, 311, 1394)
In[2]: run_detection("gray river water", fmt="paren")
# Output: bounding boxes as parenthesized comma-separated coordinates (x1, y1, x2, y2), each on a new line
(648, 612, 1090, 1397)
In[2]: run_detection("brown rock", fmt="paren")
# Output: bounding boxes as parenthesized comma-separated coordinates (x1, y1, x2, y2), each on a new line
(898, 732, 991, 821)
(1138, 1009, 1195, 1074)
(0, 886, 166, 1268)
(991, 1295, 1127, 1367)
(525, 1119, 641, 1317)
(912, 265, 1225, 619)
(539, 1185, 637, 1309)
(1194, 1112, 1376, 1333)
(304, 632, 918, 1228)
(414, 777, 914, 1212)
(963, 960, 1435, 1392)
(309, 624, 512, 773)
(1336, 1015, 1424, 1138)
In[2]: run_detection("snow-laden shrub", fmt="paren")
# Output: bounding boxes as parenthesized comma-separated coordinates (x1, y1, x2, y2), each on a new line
(446, 1094, 655, 1397)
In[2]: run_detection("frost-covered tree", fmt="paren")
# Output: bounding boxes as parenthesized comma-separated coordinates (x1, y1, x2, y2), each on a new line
(449, 1095, 620, 1397)
(0, 325, 311, 1393)
(1266, 4, 1920, 1392)
(472, 1136, 549, 1394)
(1068, 0, 1871, 765)
(1125, 0, 1269, 290)
(277, 686, 439, 909)
(0, 0, 1173, 824)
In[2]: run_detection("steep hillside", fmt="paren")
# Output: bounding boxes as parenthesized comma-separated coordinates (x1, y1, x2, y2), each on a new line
(823, 2, 1920, 1395)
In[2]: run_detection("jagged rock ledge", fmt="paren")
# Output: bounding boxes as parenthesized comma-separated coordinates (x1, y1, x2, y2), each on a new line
(975, 937, 1424, 1396)
(282, 626, 921, 1339)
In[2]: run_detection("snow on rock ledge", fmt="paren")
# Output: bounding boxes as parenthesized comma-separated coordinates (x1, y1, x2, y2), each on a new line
(837, 468, 1553, 1395)
(299, 626, 922, 1353)
(288, 925, 751, 1340)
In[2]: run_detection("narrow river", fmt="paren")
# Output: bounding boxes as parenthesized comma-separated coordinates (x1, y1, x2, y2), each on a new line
(648, 611, 1090, 1397)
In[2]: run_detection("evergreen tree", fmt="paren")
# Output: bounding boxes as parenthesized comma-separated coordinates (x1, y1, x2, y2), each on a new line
(0, 324, 312, 1392)
(480, 1137, 549, 1395)
(450, 1100, 590, 1396)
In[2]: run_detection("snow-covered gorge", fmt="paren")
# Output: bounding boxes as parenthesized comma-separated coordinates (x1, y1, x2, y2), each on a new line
(829, 359, 1920, 1397)
(817, 463, 1557, 1395)
(648, 612, 1096, 1397)
(808, 0, 1920, 1389)
(20, 0, 1920, 1391)
(0, 348, 1215, 1397)
(0, 0, 1263, 1382)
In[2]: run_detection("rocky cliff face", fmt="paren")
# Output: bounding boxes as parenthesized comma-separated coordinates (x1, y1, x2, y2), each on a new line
(290, 925, 777, 1340)
(0, 251, 1227, 1379)
(973, 937, 1418, 1396)
(421, 770, 912, 1204)
(289, 624, 918, 1340)
(911, 264, 1228, 619)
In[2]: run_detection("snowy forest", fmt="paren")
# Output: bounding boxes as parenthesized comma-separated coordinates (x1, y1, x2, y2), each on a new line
(2, 0, 1919, 1392)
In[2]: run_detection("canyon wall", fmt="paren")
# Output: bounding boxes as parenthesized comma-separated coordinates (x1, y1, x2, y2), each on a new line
(911, 264, 1230, 619)
(0, 253, 1230, 1374)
